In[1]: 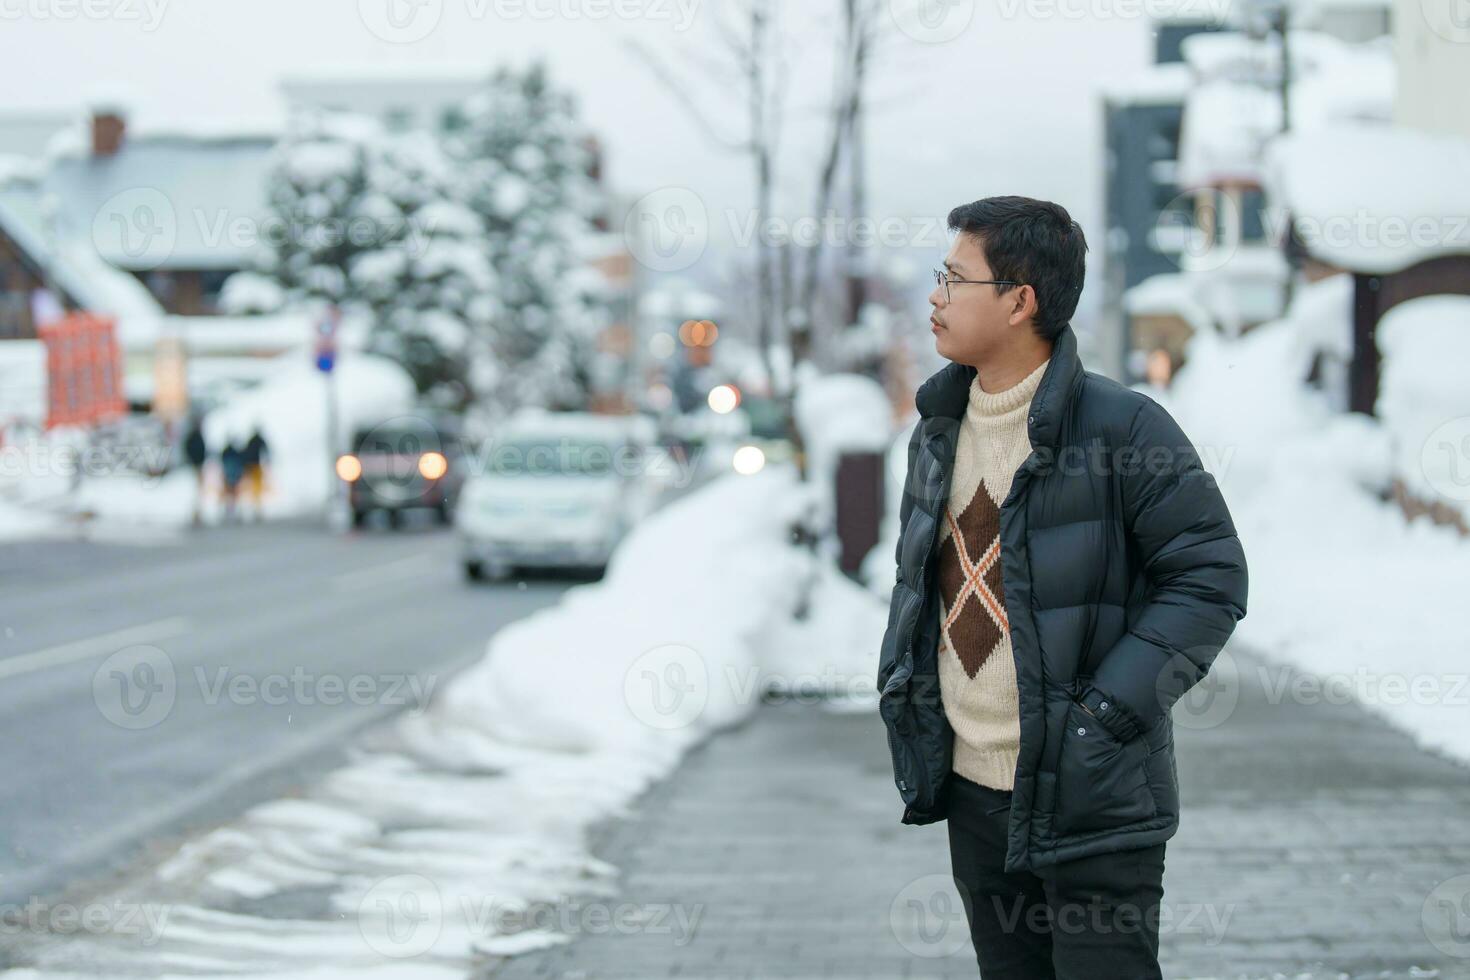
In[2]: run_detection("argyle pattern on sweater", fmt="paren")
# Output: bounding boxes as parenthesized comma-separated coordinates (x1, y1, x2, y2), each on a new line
(935, 357, 1048, 791)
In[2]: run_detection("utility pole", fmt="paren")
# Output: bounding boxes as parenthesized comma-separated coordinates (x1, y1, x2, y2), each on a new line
(316, 305, 341, 524)
(1277, 1, 1296, 309)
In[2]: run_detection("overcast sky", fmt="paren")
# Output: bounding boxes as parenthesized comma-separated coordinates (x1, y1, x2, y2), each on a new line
(1, 0, 1161, 319)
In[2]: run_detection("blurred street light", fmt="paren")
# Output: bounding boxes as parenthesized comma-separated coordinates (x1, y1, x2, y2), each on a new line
(335, 454, 362, 483)
(732, 444, 766, 475)
(708, 384, 740, 414)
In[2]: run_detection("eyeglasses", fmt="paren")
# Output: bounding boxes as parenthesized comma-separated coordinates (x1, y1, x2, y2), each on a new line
(933, 267, 1024, 303)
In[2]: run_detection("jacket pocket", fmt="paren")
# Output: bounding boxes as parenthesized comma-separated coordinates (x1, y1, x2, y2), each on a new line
(1052, 701, 1155, 837)
(1143, 718, 1179, 820)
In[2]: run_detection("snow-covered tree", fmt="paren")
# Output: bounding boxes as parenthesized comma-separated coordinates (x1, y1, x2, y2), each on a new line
(252, 112, 387, 308)
(447, 61, 608, 411)
(350, 136, 498, 407)
(235, 64, 610, 412)
(240, 112, 496, 405)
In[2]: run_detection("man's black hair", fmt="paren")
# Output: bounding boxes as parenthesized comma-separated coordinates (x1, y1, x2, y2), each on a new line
(946, 196, 1088, 342)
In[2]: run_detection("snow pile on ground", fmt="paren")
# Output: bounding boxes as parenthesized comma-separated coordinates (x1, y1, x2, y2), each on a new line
(761, 561, 889, 705)
(1376, 295, 1470, 524)
(5, 466, 884, 979)
(1158, 295, 1470, 766)
(792, 368, 895, 560)
(861, 417, 916, 593)
(0, 497, 62, 542)
(793, 369, 893, 488)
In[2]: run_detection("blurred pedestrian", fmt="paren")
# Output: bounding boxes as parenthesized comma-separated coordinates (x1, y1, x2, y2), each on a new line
(242, 426, 270, 522)
(220, 438, 245, 523)
(183, 415, 208, 527)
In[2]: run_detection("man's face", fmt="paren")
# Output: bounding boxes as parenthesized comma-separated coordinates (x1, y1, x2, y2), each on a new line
(928, 234, 1026, 367)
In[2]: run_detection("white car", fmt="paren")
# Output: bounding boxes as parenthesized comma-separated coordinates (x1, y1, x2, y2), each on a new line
(455, 412, 655, 581)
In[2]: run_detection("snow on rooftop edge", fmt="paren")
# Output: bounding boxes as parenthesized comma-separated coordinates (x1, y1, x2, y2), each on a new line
(1101, 63, 1193, 106)
(1264, 123, 1470, 274)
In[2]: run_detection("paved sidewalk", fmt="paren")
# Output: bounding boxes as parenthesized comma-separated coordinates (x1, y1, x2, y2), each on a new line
(487, 645, 1470, 979)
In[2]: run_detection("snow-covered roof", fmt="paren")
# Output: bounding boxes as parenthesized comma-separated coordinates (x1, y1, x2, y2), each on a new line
(1219, 0, 1391, 33)
(0, 110, 72, 159)
(42, 132, 276, 271)
(0, 171, 165, 347)
(1101, 63, 1193, 107)
(1177, 81, 1280, 188)
(1127, 244, 1288, 336)
(162, 313, 314, 356)
(1188, 245, 1289, 332)
(1176, 31, 1393, 188)
(1289, 41, 1393, 126)
(1182, 29, 1318, 82)
(1264, 124, 1470, 274)
(1150, 0, 1230, 25)
(1123, 273, 1216, 336)
(0, 154, 40, 185)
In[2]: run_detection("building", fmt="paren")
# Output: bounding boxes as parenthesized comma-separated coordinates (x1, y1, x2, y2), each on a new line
(1108, 0, 1394, 383)
(0, 106, 309, 414)
(1394, 0, 1470, 139)
(1099, 61, 1195, 379)
(45, 105, 277, 316)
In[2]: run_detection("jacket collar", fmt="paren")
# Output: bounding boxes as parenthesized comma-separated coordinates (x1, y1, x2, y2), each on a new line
(914, 322, 1085, 450)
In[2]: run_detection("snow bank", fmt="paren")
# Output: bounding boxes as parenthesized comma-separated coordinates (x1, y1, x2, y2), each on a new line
(861, 418, 916, 593)
(12, 467, 886, 977)
(792, 368, 894, 536)
(1377, 295, 1470, 522)
(1162, 301, 1470, 767)
(793, 371, 892, 463)
(437, 468, 813, 756)
(0, 340, 45, 428)
(0, 497, 62, 543)
(1101, 62, 1192, 106)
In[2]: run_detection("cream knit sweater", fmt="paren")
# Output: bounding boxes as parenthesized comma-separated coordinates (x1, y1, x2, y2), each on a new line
(935, 357, 1049, 791)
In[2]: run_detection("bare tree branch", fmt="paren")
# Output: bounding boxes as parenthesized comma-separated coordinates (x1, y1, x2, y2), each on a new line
(623, 38, 751, 151)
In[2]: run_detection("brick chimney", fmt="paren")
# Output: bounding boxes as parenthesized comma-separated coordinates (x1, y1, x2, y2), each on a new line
(91, 107, 127, 158)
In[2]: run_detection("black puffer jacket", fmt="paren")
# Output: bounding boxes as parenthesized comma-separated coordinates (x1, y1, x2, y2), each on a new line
(877, 324, 1247, 871)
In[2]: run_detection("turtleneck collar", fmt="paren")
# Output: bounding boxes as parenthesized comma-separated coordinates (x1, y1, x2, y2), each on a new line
(915, 322, 1086, 450)
(968, 357, 1050, 420)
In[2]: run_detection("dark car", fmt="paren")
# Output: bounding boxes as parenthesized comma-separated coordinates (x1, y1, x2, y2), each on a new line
(337, 414, 467, 528)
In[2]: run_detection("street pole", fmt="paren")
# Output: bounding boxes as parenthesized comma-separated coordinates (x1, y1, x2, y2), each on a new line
(326, 359, 339, 523)
(317, 305, 341, 525)
(1278, 4, 1291, 136)
(1278, 4, 1296, 310)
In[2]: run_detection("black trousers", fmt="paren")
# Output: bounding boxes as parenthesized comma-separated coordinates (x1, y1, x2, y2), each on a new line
(946, 772, 1166, 979)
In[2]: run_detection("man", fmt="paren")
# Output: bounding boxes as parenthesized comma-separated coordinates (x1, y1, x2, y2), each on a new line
(220, 437, 245, 524)
(183, 414, 208, 528)
(877, 197, 1247, 977)
(242, 426, 270, 522)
